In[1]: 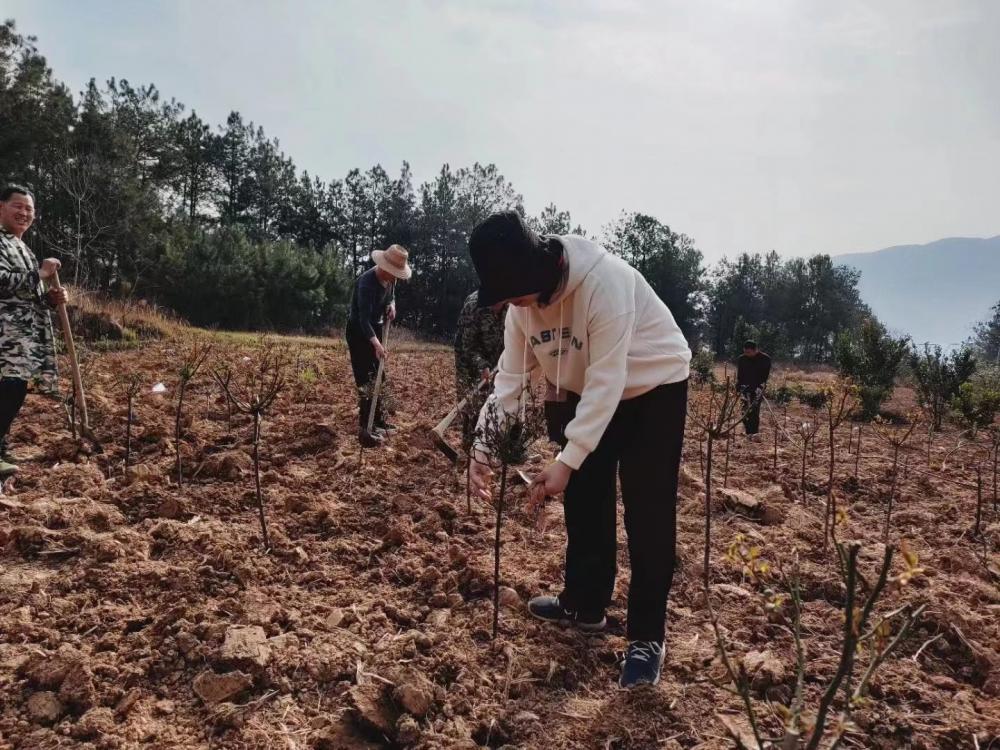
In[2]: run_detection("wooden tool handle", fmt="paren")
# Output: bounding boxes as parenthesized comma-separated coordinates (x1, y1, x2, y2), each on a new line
(49, 270, 90, 430)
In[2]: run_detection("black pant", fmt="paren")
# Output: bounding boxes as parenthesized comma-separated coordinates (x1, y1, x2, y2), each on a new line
(346, 322, 385, 429)
(559, 379, 687, 643)
(739, 385, 763, 435)
(0, 377, 29, 451)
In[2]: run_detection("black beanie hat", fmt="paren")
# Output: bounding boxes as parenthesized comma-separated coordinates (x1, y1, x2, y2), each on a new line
(469, 211, 561, 308)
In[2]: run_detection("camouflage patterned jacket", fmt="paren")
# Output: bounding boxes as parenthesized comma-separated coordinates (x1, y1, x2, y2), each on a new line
(454, 291, 506, 396)
(0, 229, 57, 387)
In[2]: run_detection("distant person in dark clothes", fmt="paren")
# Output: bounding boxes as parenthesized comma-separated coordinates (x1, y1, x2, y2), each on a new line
(345, 244, 411, 447)
(736, 340, 771, 439)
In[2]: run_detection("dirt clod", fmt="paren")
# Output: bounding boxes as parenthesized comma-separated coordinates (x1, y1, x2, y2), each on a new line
(192, 670, 253, 704)
(25, 692, 64, 725)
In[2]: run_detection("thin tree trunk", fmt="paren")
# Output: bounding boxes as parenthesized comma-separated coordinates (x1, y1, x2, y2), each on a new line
(466, 459, 472, 515)
(253, 411, 270, 549)
(703, 435, 715, 588)
(855, 425, 863, 479)
(801, 439, 809, 504)
(993, 443, 998, 512)
(883, 445, 899, 544)
(773, 419, 779, 472)
(125, 394, 133, 481)
(825, 424, 836, 546)
(926, 423, 933, 468)
(492, 464, 508, 641)
(975, 464, 983, 537)
(724, 434, 731, 489)
(175, 381, 187, 487)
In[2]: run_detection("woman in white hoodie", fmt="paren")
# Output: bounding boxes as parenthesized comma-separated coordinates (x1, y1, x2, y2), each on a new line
(468, 211, 691, 689)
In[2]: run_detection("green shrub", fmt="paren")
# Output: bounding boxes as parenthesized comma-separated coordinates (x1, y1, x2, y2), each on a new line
(834, 319, 909, 419)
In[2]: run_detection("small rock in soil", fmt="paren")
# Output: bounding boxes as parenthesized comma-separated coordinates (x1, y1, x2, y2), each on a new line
(742, 649, 786, 690)
(70, 707, 116, 739)
(349, 684, 398, 737)
(396, 714, 422, 745)
(25, 692, 64, 725)
(192, 670, 253, 704)
(220, 625, 271, 669)
(498, 586, 521, 608)
(393, 672, 436, 718)
(58, 663, 97, 711)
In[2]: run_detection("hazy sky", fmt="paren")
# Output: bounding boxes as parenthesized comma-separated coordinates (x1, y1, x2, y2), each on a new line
(6, 0, 999, 262)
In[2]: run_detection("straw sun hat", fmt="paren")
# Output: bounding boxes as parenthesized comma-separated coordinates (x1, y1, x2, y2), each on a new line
(371, 244, 412, 280)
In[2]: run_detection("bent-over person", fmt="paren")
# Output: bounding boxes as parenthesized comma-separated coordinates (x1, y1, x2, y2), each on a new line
(345, 244, 411, 447)
(453, 290, 507, 445)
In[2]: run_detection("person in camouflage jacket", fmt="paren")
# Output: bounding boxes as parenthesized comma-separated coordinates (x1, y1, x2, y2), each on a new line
(454, 290, 506, 444)
(0, 185, 67, 475)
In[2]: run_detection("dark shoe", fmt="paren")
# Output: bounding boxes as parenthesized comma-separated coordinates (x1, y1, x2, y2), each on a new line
(375, 420, 398, 433)
(527, 595, 606, 632)
(358, 428, 384, 448)
(619, 640, 665, 689)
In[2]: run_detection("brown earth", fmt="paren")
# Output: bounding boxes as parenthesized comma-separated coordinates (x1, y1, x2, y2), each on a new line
(0, 338, 998, 749)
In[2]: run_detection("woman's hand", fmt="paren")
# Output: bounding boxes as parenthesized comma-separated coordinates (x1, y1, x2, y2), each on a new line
(528, 460, 573, 511)
(469, 452, 494, 503)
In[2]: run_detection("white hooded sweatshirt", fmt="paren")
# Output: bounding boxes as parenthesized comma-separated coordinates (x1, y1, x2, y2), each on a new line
(476, 234, 691, 470)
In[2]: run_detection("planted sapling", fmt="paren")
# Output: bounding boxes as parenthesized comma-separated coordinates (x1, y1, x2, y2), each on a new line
(822, 381, 858, 545)
(174, 340, 212, 487)
(214, 341, 289, 550)
(473, 387, 544, 640)
(871, 412, 921, 544)
(113, 371, 143, 481)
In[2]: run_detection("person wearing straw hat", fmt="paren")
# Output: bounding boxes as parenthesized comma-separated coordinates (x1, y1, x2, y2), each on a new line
(346, 244, 411, 447)
(467, 211, 691, 689)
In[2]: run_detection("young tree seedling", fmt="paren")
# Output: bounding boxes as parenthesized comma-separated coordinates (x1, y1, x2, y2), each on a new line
(688, 377, 754, 591)
(174, 340, 212, 487)
(113, 371, 143, 481)
(473, 387, 543, 641)
(823, 382, 858, 546)
(871, 412, 921, 544)
(214, 341, 289, 550)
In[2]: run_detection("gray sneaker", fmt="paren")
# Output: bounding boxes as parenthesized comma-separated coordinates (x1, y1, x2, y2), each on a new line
(619, 640, 665, 688)
(0, 459, 18, 476)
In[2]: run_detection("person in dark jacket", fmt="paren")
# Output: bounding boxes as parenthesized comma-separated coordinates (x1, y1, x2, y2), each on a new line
(0, 185, 68, 476)
(345, 244, 411, 447)
(453, 291, 507, 446)
(736, 340, 771, 438)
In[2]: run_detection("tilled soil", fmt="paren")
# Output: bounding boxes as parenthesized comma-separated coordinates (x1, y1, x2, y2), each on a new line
(0, 340, 998, 749)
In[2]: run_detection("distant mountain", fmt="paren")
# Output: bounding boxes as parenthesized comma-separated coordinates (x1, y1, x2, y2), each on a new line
(835, 236, 1000, 348)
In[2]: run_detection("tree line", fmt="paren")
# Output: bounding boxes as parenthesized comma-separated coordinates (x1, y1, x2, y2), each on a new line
(8, 18, 995, 365)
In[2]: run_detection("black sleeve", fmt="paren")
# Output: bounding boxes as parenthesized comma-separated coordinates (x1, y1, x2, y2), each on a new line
(762, 355, 772, 382)
(356, 277, 377, 340)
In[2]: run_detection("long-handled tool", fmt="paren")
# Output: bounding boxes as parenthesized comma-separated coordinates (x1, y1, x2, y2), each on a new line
(365, 317, 392, 437)
(430, 374, 493, 463)
(49, 270, 100, 447)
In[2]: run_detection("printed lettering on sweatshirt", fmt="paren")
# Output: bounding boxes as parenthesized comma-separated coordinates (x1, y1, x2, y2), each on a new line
(529, 327, 584, 353)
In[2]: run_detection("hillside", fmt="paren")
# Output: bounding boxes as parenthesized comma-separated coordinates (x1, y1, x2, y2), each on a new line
(835, 236, 1000, 347)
